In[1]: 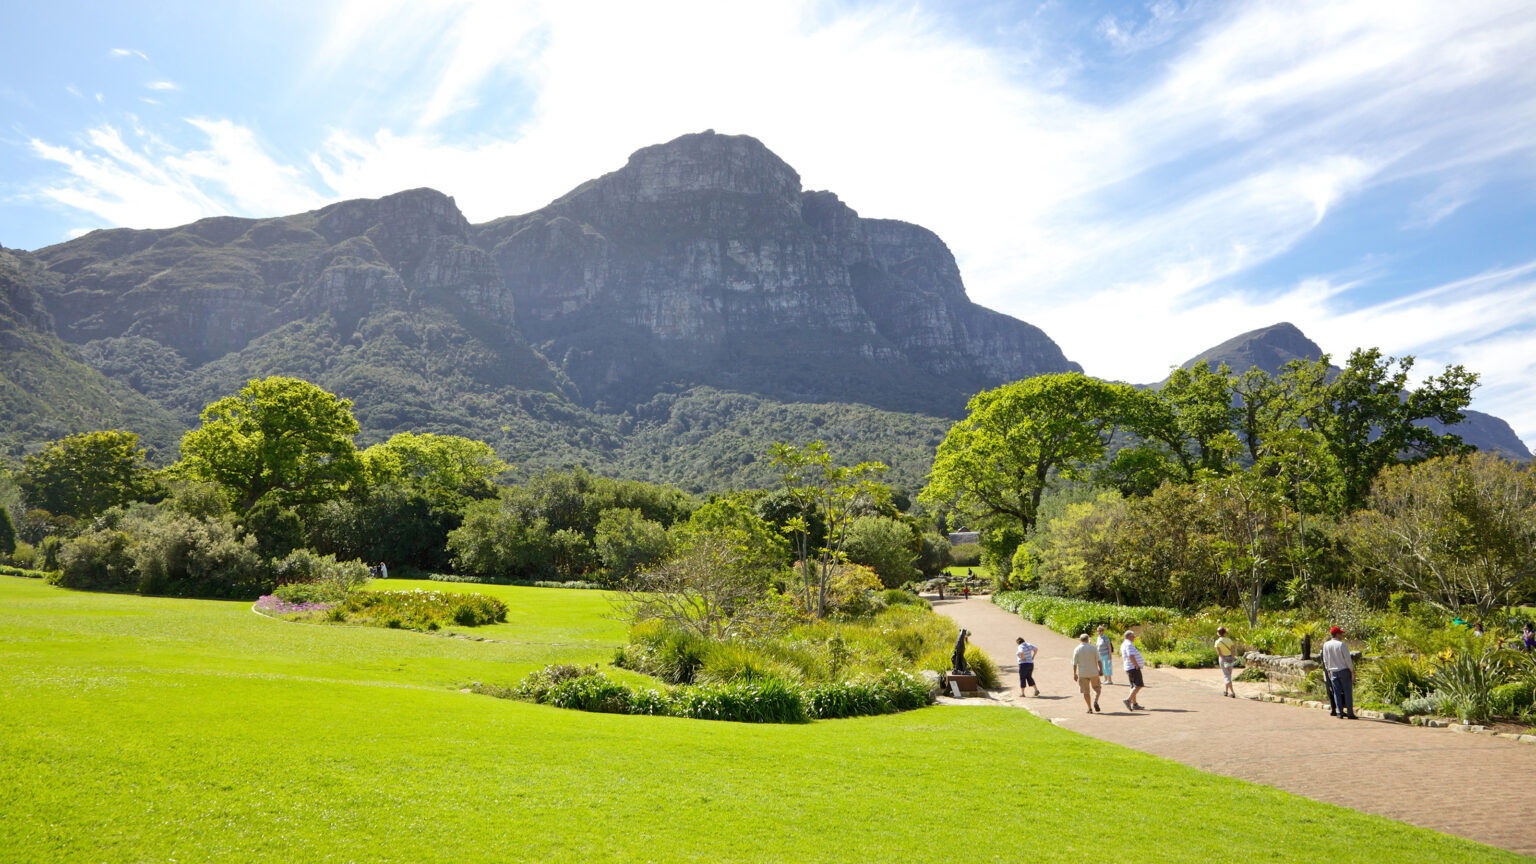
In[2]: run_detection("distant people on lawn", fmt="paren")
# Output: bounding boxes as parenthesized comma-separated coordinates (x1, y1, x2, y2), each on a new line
(952, 629, 971, 673)
(1322, 626, 1357, 720)
(1096, 625, 1114, 685)
(1072, 633, 1102, 714)
(1016, 637, 1040, 696)
(1121, 630, 1146, 711)
(1215, 627, 1237, 698)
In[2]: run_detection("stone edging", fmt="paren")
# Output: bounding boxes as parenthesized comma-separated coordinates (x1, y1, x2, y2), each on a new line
(1252, 691, 1536, 745)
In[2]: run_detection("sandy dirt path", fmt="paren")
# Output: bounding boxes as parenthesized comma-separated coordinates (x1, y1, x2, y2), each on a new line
(937, 595, 1536, 856)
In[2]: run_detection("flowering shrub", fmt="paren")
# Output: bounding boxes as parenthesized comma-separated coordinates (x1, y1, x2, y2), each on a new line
(254, 595, 336, 616)
(493, 664, 932, 724)
(344, 589, 507, 630)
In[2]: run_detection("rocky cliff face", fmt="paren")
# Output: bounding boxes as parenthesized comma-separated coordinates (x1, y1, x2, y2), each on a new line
(32, 188, 514, 366)
(473, 130, 1079, 410)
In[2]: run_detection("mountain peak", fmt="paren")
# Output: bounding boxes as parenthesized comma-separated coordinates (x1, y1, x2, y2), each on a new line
(1179, 321, 1325, 375)
(613, 130, 802, 203)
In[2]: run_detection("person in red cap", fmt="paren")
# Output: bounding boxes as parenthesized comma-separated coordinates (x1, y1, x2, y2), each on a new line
(1321, 626, 1357, 719)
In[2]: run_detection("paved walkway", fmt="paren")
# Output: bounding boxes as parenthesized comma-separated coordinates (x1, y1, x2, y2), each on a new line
(936, 595, 1536, 856)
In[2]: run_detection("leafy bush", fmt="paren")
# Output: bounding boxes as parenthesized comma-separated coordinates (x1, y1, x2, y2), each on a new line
(1146, 649, 1217, 668)
(545, 675, 637, 714)
(993, 591, 1178, 637)
(1490, 682, 1534, 718)
(1400, 693, 1444, 717)
(55, 530, 135, 591)
(428, 573, 605, 589)
(964, 645, 1000, 689)
(1430, 647, 1509, 724)
(670, 679, 807, 723)
(624, 622, 712, 685)
(0, 564, 50, 579)
(511, 664, 599, 702)
(695, 641, 803, 686)
(1360, 656, 1430, 705)
(342, 589, 507, 631)
(1235, 666, 1267, 683)
(272, 549, 370, 602)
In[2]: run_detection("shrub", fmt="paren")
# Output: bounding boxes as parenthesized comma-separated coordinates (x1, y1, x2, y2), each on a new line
(272, 549, 370, 602)
(1400, 693, 1444, 717)
(1360, 656, 1430, 705)
(1430, 647, 1509, 724)
(1235, 666, 1268, 683)
(670, 679, 806, 723)
(342, 589, 507, 631)
(1146, 649, 1217, 668)
(128, 511, 268, 598)
(695, 641, 802, 686)
(0, 564, 51, 579)
(964, 645, 1000, 689)
(992, 591, 1177, 638)
(1490, 682, 1534, 718)
(55, 531, 135, 591)
(512, 664, 600, 702)
(545, 675, 636, 714)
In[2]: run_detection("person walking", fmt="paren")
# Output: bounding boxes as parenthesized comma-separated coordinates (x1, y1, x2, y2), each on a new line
(1072, 633, 1102, 714)
(1322, 626, 1357, 720)
(1016, 637, 1040, 697)
(1121, 630, 1146, 711)
(1096, 625, 1115, 685)
(1214, 626, 1238, 698)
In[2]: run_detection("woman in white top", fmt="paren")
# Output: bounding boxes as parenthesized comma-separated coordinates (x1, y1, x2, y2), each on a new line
(1016, 637, 1040, 696)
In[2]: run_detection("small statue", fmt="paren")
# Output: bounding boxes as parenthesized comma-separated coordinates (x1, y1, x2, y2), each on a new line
(952, 629, 970, 673)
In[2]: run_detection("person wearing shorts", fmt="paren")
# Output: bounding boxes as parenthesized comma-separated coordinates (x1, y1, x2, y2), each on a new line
(1121, 630, 1146, 711)
(1072, 633, 1102, 714)
(1215, 627, 1237, 698)
(1016, 637, 1040, 696)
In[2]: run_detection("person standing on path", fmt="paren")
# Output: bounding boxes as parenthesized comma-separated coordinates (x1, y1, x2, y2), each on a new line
(1214, 627, 1238, 698)
(1072, 633, 1102, 714)
(1096, 625, 1114, 685)
(1322, 626, 1357, 720)
(1016, 637, 1040, 696)
(1121, 630, 1146, 711)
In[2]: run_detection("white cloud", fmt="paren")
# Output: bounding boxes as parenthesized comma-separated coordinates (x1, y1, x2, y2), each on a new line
(20, 0, 1536, 449)
(109, 48, 148, 61)
(29, 120, 325, 230)
(145, 81, 179, 91)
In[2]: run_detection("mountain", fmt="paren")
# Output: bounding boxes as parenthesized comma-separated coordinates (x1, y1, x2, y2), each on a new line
(1172, 322, 1531, 460)
(472, 130, 1078, 412)
(2, 132, 1524, 489)
(0, 248, 182, 458)
(0, 131, 1079, 490)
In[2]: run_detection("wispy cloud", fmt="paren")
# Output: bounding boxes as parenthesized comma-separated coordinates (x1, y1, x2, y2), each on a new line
(109, 48, 148, 61)
(18, 0, 1536, 446)
(29, 119, 326, 231)
(145, 80, 179, 91)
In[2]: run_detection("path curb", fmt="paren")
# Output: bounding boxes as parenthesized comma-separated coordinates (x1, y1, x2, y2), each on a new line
(1253, 691, 1535, 743)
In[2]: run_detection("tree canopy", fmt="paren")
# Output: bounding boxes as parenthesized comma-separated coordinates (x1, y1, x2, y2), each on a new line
(19, 430, 162, 520)
(178, 377, 363, 510)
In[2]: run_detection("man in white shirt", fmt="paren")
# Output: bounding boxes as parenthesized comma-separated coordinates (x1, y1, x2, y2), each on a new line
(1071, 633, 1102, 714)
(1121, 630, 1146, 711)
(1322, 626, 1357, 720)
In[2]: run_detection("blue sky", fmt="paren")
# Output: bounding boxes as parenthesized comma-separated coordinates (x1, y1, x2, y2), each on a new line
(2, 0, 1534, 448)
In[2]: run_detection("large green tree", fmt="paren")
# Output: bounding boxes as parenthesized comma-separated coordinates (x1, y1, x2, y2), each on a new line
(1349, 453, 1536, 617)
(19, 430, 162, 521)
(921, 372, 1136, 540)
(360, 432, 506, 500)
(179, 377, 363, 510)
(1311, 349, 1476, 512)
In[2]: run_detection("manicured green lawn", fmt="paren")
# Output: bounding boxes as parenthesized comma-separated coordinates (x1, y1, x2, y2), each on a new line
(0, 576, 1520, 862)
